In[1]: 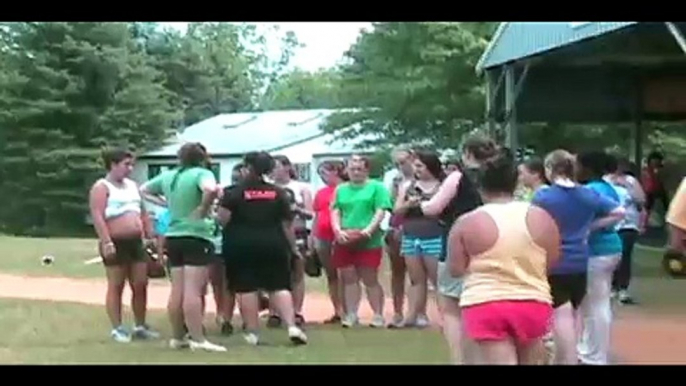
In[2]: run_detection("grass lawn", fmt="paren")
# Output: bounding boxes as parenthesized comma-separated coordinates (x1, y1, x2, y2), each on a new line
(0, 298, 448, 364)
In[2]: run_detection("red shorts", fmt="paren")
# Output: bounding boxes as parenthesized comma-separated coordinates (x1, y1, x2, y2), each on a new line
(332, 246, 383, 269)
(462, 300, 552, 345)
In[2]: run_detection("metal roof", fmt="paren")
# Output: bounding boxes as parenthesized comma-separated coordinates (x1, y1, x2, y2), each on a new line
(142, 109, 344, 158)
(476, 22, 638, 73)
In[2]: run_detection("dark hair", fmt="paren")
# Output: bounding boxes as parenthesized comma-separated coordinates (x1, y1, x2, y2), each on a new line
(616, 157, 634, 175)
(102, 148, 134, 170)
(463, 134, 498, 163)
(415, 150, 446, 181)
(178, 142, 209, 168)
(522, 157, 547, 182)
(232, 163, 244, 173)
(319, 160, 349, 181)
(576, 151, 608, 182)
(444, 158, 461, 168)
(273, 155, 297, 179)
(480, 153, 518, 195)
(605, 154, 619, 174)
(544, 149, 575, 178)
(647, 151, 664, 162)
(243, 151, 275, 178)
(349, 154, 371, 170)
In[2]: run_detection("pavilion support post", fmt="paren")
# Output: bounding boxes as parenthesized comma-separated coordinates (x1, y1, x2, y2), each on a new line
(504, 64, 518, 154)
(485, 70, 495, 135)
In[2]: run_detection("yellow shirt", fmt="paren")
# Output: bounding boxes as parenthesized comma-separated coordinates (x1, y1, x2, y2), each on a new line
(666, 177, 686, 231)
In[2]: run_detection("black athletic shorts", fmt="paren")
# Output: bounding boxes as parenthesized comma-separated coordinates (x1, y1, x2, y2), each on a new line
(549, 273, 587, 309)
(103, 237, 146, 267)
(166, 236, 214, 268)
(225, 244, 292, 294)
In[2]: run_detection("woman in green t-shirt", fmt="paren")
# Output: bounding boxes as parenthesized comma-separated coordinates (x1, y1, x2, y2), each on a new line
(331, 155, 393, 328)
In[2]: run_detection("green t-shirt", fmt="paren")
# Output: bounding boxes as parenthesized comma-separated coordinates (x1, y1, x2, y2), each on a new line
(333, 180, 392, 249)
(144, 167, 217, 242)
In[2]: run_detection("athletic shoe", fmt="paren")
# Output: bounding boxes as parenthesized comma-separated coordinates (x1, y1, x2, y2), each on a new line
(169, 337, 190, 349)
(295, 313, 306, 327)
(387, 313, 404, 329)
(111, 326, 132, 343)
(415, 315, 430, 328)
(266, 314, 282, 328)
(618, 290, 638, 305)
(323, 315, 341, 324)
(220, 321, 234, 336)
(243, 332, 260, 346)
(132, 324, 160, 340)
(341, 314, 359, 328)
(288, 326, 308, 345)
(189, 339, 227, 352)
(370, 314, 385, 328)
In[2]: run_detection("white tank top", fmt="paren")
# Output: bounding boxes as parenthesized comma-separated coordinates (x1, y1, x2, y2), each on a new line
(101, 178, 142, 220)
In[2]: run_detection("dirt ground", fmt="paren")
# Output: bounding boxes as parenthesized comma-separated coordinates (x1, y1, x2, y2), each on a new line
(0, 272, 684, 364)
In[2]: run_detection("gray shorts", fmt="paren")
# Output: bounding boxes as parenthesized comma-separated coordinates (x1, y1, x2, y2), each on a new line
(437, 261, 463, 299)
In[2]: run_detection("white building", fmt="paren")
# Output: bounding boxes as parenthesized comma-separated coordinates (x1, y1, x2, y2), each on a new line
(132, 108, 379, 192)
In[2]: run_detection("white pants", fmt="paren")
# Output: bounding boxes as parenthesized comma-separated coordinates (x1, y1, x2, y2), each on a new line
(577, 254, 620, 365)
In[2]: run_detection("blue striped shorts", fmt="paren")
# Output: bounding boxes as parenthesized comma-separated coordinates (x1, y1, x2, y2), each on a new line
(401, 236, 443, 259)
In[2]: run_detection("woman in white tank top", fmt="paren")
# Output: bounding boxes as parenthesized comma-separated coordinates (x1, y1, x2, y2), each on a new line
(268, 155, 313, 327)
(88, 148, 159, 344)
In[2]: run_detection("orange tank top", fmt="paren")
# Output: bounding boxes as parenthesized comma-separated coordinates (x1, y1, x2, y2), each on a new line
(459, 201, 552, 308)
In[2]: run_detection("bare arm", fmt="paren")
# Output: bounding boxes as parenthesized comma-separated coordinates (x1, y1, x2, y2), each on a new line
(527, 206, 561, 272)
(296, 187, 314, 220)
(141, 191, 168, 207)
(363, 209, 387, 237)
(216, 207, 231, 226)
(393, 182, 410, 215)
(420, 171, 462, 216)
(590, 206, 625, 231)
(282, 220, 299, 255)
(627, 176, 646, 206)
(194, 177, 220, 219)
(448, 216, 469, 277)
(89, 182, 111, 244)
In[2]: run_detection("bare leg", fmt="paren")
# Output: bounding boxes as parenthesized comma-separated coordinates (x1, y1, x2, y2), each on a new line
(209, 262, 228, 320)
(439, 295, 472, 364)
(182, 266, 210, 342)
(317, 241, 344, 317)
(517, 339, 545, 365)
(357, 266, 385, 317)
(105, 266, 127, 329)
(386, 231, 406, 320)
(340, 266, 361, 318)
(291, 258, 306, 316)
(553, 303, 578, 365)
(128, 262, 149, 326)
(477, 340, 518, 365)
(423, 257, 439, 318)
(168, 268, 186, 339)
(238, 292, 260, 332)
(405, 256, 427, 324)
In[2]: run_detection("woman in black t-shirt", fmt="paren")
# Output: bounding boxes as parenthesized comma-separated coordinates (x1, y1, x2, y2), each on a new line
(216, 151, 307, 346)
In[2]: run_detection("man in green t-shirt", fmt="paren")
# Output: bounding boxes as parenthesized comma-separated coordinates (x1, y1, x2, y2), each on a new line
(140, 142, 225, 353)
(330, 155, 392, 328)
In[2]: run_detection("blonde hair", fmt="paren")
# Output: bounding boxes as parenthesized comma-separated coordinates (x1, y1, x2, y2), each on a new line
(544, 149, 576, 178)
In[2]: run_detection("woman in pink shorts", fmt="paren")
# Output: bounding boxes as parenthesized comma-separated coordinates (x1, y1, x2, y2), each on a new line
(448, 153, 561, 365)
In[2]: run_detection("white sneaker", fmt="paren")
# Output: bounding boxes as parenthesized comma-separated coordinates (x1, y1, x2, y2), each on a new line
(132, 324, 160, 340)
(415, 315, 430, 328)
(288, 326, 308, 345)
(370, 314, 385, 328)
(341, 314, 359, 328)
(189, 339, 227, 352)
(111, 326, 132, 343)
(388, 313, 404, 329)
(243, 332, 260, 346)
(169, 337, 190, 349)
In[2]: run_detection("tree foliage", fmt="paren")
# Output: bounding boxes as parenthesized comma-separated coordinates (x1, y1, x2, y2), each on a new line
(322, 22, 498, 149)
(259, 68, 344, 110)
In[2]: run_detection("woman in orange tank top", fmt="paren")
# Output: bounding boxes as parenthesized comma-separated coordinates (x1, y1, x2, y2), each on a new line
(447, 153, 561, 365)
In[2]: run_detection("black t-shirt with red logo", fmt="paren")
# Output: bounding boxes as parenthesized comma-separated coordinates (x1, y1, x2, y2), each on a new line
(220, 179, 294, 253)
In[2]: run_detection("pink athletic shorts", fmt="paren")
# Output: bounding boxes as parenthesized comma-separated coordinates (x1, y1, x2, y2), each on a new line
(462, 300, 552, 345)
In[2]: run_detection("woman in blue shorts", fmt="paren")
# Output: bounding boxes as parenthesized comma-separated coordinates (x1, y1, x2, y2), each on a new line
(394, 150, 445, 328)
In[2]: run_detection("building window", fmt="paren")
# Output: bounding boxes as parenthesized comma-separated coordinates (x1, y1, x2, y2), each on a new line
(293, 163, 311, 182)
(147, 163, 220, 181)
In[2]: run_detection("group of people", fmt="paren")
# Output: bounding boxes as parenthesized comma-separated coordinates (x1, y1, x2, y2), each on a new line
(89, 132, 668, 364)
